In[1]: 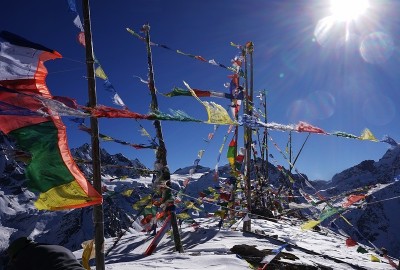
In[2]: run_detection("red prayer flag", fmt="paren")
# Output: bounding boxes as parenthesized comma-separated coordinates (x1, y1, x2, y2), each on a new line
(296, 121, 327, 134)
(346, 237, 358, 247)
(343, 194, 366, 208)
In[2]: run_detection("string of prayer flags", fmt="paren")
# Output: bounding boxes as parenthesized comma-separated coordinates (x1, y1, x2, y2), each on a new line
(241, 114, 295, 131)
(94, 59, 127, 109)
(214, 125, 234, 179)
(192, 125, 219, 170)
(227, 69, 243, 119)
(78, 124, 157, 149)
(206, 125, 218, 143)
(242, 114, 397, 146)
(164, 87, 244, 100)
(82, 105, 202, 122)
(65, 1, 128, 109)
(66, 0, 85, 44)
(126, 28, 243, 76)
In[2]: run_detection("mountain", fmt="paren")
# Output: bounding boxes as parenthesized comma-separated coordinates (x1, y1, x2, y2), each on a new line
(0, 135, 152, 261)
(71, 143, 150, 179)
(313, 146, 400, 258)
(0, 131, 399, 268)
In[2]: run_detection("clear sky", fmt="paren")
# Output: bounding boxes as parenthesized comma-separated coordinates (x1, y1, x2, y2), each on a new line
(2, 0, 399, 180)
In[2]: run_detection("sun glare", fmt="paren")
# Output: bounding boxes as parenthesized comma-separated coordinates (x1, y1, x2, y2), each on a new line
(330, 0, 369, 21)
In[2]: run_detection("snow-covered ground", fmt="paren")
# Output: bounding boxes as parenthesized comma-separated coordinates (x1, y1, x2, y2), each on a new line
(73, 216, 398, 269)
(68, 172, 399, 270)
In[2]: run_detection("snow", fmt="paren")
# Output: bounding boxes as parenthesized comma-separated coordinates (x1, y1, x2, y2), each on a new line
(72, 216, 397, 269)
(68, 172, 399, 270)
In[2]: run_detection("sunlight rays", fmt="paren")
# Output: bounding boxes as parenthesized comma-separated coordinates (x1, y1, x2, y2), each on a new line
(330, 0, 369, 22)
(314, 0, 395, 64)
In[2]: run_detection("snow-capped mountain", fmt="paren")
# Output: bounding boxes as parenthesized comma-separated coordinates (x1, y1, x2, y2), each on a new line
(0, 129, 399, 268)
(313, 146, 400, 258)
(0, 134, 152, 264)
(71, 143, 150, 179)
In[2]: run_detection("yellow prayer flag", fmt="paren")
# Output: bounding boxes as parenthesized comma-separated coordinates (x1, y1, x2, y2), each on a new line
(100, 135, 113, 141)
(81, 239, 95, 270)
(95, 66, 108, 80)
(176, 212, 191, 220)
(198, 150, 205, 158)
(203, 101, 235, 125)
(301, 219, 321, 230)
(185, 201, 201, 211)
(122, 189, 134, 197)
(140, 127, 150, 138)
(359, 128, 378, 142)
(214, 210, 226, 218)
(370, 254, 381, 262)
(228, 157, 235, 168)
(184, 81, 235, 125)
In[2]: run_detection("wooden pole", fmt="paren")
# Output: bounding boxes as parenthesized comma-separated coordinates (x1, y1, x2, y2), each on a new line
(263, 91, 268, 182)
(242, 42, 254, 232)
(289, 131, 293, 172)
(142, 24, 183, 253)
(82, 0, 105, 269)
(142, 24, 167, 167)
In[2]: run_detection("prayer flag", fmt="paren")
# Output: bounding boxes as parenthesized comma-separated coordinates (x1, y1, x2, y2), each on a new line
(227, 138, 236, 168)
(0, 31, 102, 210)
(260, 244, 288, 264)
(360, 128, 378, 142)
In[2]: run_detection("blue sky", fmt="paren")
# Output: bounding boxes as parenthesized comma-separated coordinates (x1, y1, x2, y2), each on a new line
(2, 0, 399, 180)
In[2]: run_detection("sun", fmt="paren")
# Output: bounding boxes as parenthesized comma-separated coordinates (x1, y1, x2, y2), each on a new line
(330, 0, 369, 21)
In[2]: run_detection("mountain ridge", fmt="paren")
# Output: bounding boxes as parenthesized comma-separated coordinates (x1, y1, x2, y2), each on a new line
(0, 133, 399, 265)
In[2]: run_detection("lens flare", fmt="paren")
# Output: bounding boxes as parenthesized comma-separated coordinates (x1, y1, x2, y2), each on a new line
(362, 95, 396, 126)
(360, 32, 394, 64)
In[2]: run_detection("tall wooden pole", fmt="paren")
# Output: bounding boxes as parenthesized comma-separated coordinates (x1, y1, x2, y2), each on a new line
(263, 91, 268, 182)
(243, 42, 254, 232)
(82, 0, 105, 269)
(143, 25, 167, 167)
(289, 131, 293, 172)
(142, 24, 183, 253)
